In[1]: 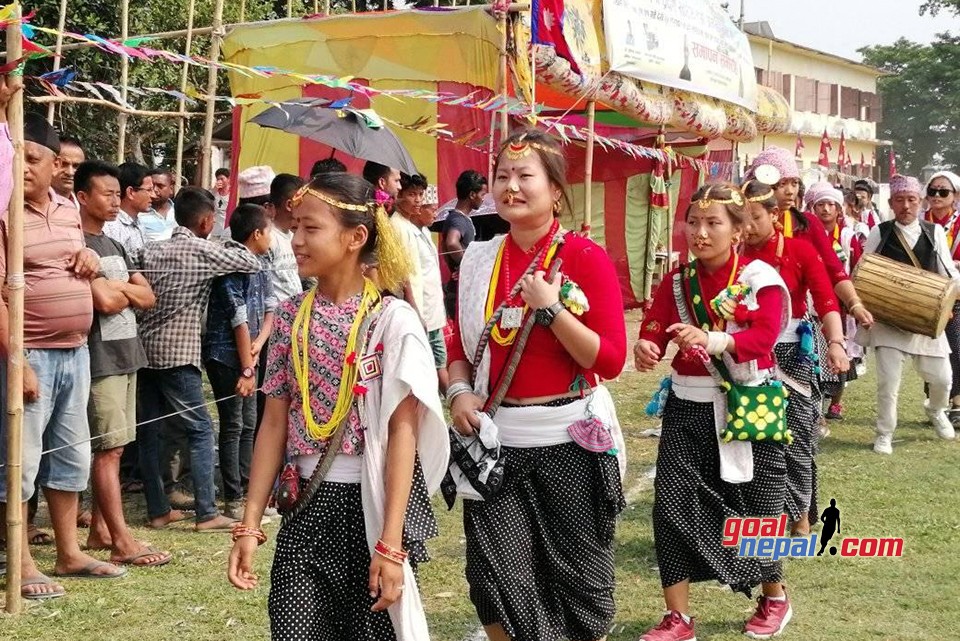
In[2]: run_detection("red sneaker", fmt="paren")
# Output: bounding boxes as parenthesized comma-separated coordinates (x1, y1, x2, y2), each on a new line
(743, 594, 793, 639)
(640, 610, 697, 641)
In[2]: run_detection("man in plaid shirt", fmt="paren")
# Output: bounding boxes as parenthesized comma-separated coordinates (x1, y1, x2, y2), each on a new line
(138, 187, 260, 531)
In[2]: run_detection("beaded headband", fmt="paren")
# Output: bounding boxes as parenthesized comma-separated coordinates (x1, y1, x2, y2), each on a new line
(501, 134, 563, 161)
(696, 185, 744, 209)
(291, 184, 369, 212)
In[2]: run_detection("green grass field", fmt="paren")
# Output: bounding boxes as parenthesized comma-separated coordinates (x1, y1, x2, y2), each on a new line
(2, 360, 958, 641)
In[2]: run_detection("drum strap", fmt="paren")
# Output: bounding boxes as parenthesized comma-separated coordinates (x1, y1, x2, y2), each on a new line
(893, 227, 923, 270)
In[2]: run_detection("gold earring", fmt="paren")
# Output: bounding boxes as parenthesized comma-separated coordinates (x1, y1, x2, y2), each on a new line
(553, 199, 562, 215)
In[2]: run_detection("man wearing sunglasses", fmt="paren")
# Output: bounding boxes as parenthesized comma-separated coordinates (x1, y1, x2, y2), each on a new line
(924, 171, 960, 426)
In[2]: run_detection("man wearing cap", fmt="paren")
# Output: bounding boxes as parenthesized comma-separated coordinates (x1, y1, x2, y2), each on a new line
(237, 165, 276, 209)
(861, 175, 960, 454)
(853, 179, 881, 229)
(0, 101, 124, 599)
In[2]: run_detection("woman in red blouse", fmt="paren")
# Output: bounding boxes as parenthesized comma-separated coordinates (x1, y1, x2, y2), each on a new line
(635, 183, 793, 641)
(445, 130, 627, 641)
(744, 148, 874, 330)
(809, 183, 865, 421)
(741, 177, 849, 540)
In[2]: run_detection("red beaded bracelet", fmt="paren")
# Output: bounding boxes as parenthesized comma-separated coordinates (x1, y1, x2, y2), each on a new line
(231, 523, 268, 546)
(374, 539, 408, 565)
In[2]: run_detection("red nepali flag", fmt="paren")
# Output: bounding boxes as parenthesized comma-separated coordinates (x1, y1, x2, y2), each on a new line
(859, 152, 866, 176)
(794, 134, 805, 159)
(532, 0, 581, 76)
(889, 147, 897, 177)
(836, 131, 847, 170)
(818, 130, 832, 168)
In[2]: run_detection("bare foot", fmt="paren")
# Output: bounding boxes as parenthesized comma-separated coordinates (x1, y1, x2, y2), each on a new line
(111, 543, 172, 567)
(77, 510, 92, 528)
(147, 509, 187, 529)
(194, 514, 238, 532)
(790, 516, 811, 537)
(85, 532, 112, 551)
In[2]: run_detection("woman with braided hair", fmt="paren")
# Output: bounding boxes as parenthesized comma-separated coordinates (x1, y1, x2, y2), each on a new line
(445, 129, 627, 641)
(227, 172, 448, 641)
(635, 182, 794, 641)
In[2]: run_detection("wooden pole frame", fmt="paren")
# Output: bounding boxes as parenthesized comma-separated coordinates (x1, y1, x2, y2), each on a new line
(46, 0, 69, 124)
(583, 99, 596, 237)
(174, 0, 197, 189)
(116, 0, 129, 162)
(497, 11, 509, 146)
(5, 5, 26, 615)
(199, 0, 225, 189)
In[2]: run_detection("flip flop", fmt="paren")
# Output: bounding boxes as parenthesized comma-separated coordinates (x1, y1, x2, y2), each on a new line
(53, 560, 128, 580)
(21, 574, 66, 601)
(112, 546, 172, 568)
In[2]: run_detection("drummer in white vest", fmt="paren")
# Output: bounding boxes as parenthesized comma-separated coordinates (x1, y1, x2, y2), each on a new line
(861, 174, 960, 454)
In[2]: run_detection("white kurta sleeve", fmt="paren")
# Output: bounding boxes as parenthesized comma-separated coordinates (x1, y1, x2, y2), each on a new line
(863, 224, 882, 254)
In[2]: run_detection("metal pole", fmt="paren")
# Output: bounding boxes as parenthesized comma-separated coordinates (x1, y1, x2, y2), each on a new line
(738, 0, 746, 30)
(46, 0, 69, 124)
(4, 5, 26, 615)
(116, 0, 129, 162)
(200, 0, 225, 189)
(583, 99, 596, 237)
(174, 0, 196, 191)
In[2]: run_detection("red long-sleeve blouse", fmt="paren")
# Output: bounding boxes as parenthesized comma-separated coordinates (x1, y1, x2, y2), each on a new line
(785, 209, 850, 286)
(448, 232, 627, 398)
(741, 233, 840, 320)
(638, 254, 783, 376)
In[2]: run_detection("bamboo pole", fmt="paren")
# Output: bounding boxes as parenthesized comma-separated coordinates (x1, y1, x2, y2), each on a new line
(116, 0, 129, 162)
(200, 0, 225, 189)
(324, 0, 330, 15)
(287, 0, 293, 18)
(240, 0, 246, 22)
(30, 95, 209, 118)
(0, 3, 535, 57)
(582, 99, 596, 237)
(174, 0, 197, 192)
(4, 6, 26, 616)
(497, 11, 509, 144)
(46, 0, 69, 124)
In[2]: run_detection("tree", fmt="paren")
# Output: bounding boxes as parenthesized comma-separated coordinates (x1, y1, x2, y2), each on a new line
(859, 34, 960, 176)
(921, 1, 960, 15)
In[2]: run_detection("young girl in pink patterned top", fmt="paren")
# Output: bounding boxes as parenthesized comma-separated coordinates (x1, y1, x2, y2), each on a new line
(227, 172, 448, 641)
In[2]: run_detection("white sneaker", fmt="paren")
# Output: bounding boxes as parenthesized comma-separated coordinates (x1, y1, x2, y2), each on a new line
(873, 434, 893, 455)
(930, 412, 957, 440)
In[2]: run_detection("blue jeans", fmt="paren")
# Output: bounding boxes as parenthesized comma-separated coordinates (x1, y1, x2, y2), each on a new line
(205, 360, 255, 502)
(0, 346, 91, 502)
(137, 366, 219, 522)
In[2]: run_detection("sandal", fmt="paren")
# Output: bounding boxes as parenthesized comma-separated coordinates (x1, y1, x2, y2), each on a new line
(112, 545, 172, 568)
(53, 560, 127, 580)
(28, 526, 54, 546)
(21, 574, 66, 600)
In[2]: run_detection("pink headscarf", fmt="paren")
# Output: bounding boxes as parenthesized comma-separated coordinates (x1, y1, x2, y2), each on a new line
(744, 147, 800, 181)
(805, 182, 843, 209)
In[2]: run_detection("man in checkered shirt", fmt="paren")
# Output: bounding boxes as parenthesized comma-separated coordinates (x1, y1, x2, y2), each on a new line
(137, 187, 260, 531)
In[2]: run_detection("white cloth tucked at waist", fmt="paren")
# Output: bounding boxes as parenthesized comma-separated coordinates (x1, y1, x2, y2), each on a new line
(669, 372, 755, 484)
(777, 318, 803, 344)
(296, 452, 363, 483)
(492, 397, 589, 448)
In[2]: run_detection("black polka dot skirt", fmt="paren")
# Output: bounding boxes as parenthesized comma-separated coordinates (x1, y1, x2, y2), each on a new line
(268, 482, 396, 641)
(463, 442, 625, 641)
(776, 342, 819, 524)
(654, 393, 786, 597)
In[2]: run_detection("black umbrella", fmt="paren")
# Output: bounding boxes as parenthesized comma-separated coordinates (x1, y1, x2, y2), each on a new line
(251, 100, 418, 175)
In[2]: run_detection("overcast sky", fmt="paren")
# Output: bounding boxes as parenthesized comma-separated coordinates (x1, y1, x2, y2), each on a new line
(738, 0, 949, 60)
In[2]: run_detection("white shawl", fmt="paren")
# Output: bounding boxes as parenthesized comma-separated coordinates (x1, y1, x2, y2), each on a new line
(358, 300, 449, 641)
(456, 235, 506, 398)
